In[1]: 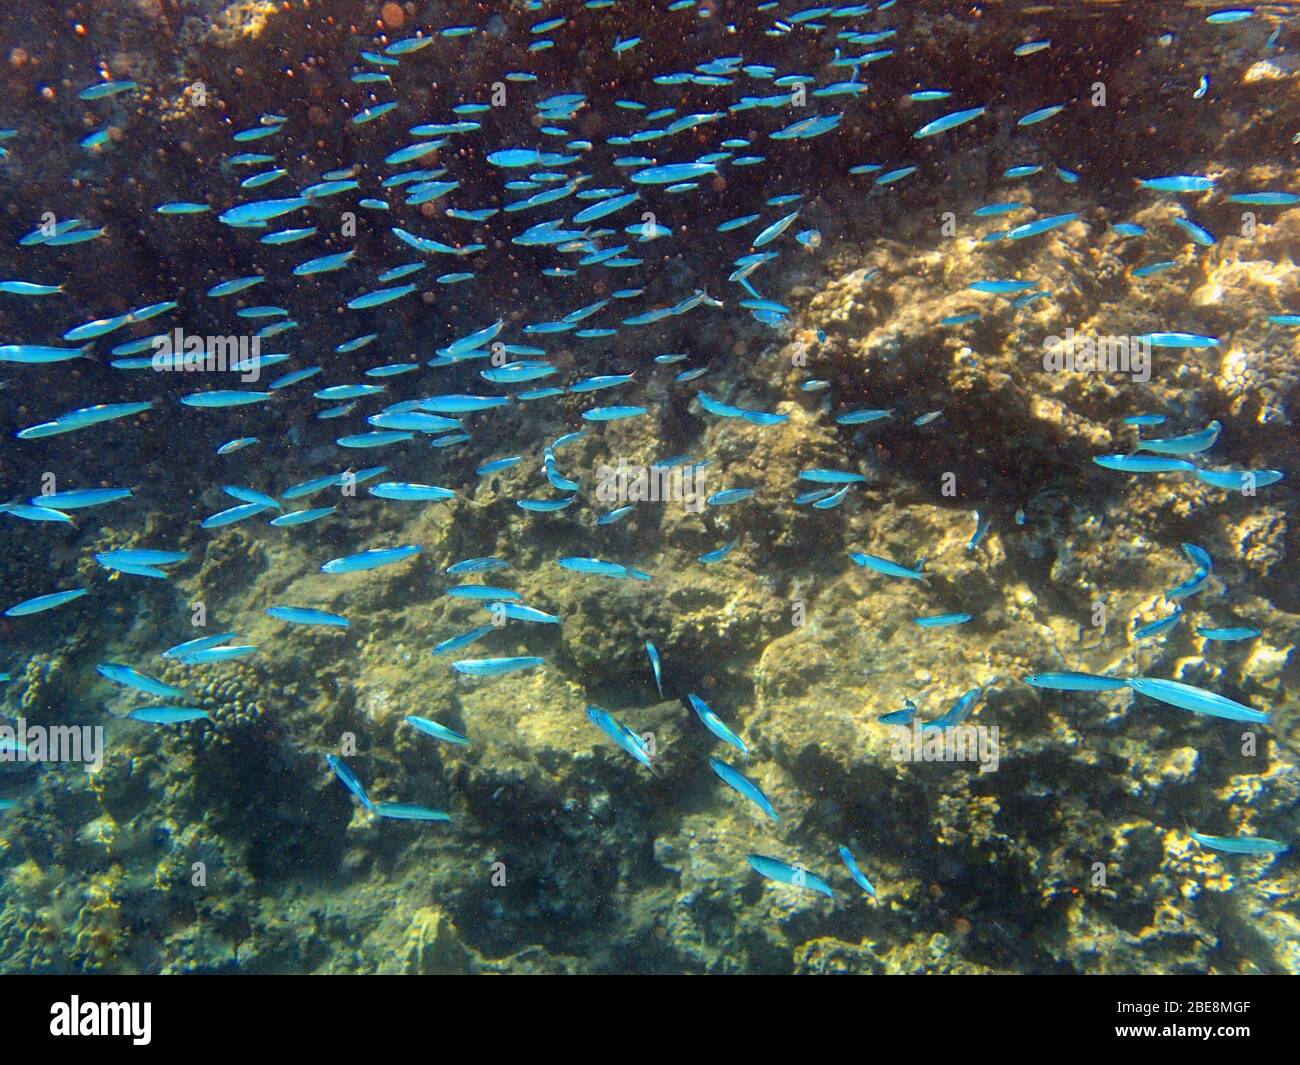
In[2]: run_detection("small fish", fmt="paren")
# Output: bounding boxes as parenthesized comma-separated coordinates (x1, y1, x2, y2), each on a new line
(1197, 626, 1261, 642)
(517, 495, 577, 513)
(1006, 212, 1080, 240)
(327, 755, 373, 811)
(922, 688, 980, 730)
(1093, 455, 1196, 474)
(747, 854, 834, 898)
(405, 715, 470, 746)
(181, 390, 272, 409)
(970, 279, 1036, 294)
(912, 106, 986, 139)
(699, 539, 740, 564)
(1, 344, 87, 364)
(597, 505, 636, 525)
(0, 281, 63, 296)
(688, 693, 748, 757)
(1174, 216, 1216, 247)
(1023, 672, 1128, 692)
(878, 699, 917, 726)
(96, 548, 188, 572)
(710, 758, 779, 821)
(267, 606, 350, 628)
(707, 488, 755, 506)
(646, 641, 663, 696)
(558, 557, 645, 579)
(127, 707, 211, 724)
(447, 585, 521, 601)
(1190, 831, 1287, 855)
(446, 557, 510, 577)
(322, 546, 421, 574)
(630, 161, 717, 185)
(451, 657, 544, 677)
(914, 613, 973, 628)
(1139, 175, 1216, 193)
(369, 483, 456, 502)
(2, 504, 72, 524)
(799, 469, 866, 484)
(202, 502, 274, 528)
(1135, 421, 1222, 456)
(78, 79, 138, 100)
(1195, 467, 1284, 490)
(836, 408, 893, 425)
(838, 845, 877, 898)
(1166, 542, 1212, 600)
(1226, 191, 1299, 205)
(374, 803, 452, 822)
(270, 508, 335, 527)
(582, 405, 647, 422)
(849, 551, 926, 581)
(176, 645, 257, 665)
(4, 588, 89, 617)
(967, 514, 992, 552)
(485, 602, 559, 625)
(1127, 677, 1268, 724)
(1131, 260, 1177, 278)
(96, 663, 185, 698)
(1018, 104, 1066, 127)
(1134, 604, 1184, 640)
(431, 625, 496, 657)
(586, 705, 654, 769)
(1205, 10, 1254, 25)
(164, 634, 238, 660)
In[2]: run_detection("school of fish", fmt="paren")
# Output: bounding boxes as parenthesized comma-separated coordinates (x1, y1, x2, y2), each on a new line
(0, 0, 1293, 952)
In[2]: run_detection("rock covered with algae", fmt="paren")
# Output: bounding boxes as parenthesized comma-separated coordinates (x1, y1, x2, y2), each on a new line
(0, 0, 1297, 975)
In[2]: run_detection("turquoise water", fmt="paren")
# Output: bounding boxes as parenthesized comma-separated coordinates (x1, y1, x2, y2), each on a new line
(0, 0, 1297, 974)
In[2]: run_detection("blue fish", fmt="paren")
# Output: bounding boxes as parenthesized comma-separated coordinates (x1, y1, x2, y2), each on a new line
(586, 706, 654, 769)
(127, 707, 211, 725)
(4, 588, 90, 616)
(321, 546, 422, 574)
(747, 854, 834, 898)
(96, 663, 184, 698)
(405, 716, 470, 746)
(849, 551, 926, 581)
(1023, 672, 1128, 692)
(452, 657, 544, 677)
(431, 625, 496, 656)
(688, 693, 748, 757)
(327, 755, 373, 811)
(838, 846, 877, 898)
(1190, 831, 1287, 855)
(710, 758, 779, 821)
(646, 641, 663, 696)
(1127, 677, 1268, 724)
(267, 606, 350, 628)
(374, 803, 452, 822)
(913, 106, 986, 139)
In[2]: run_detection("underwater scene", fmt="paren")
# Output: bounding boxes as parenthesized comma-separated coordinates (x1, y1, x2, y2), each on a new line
(0, 0, 1296, 977)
